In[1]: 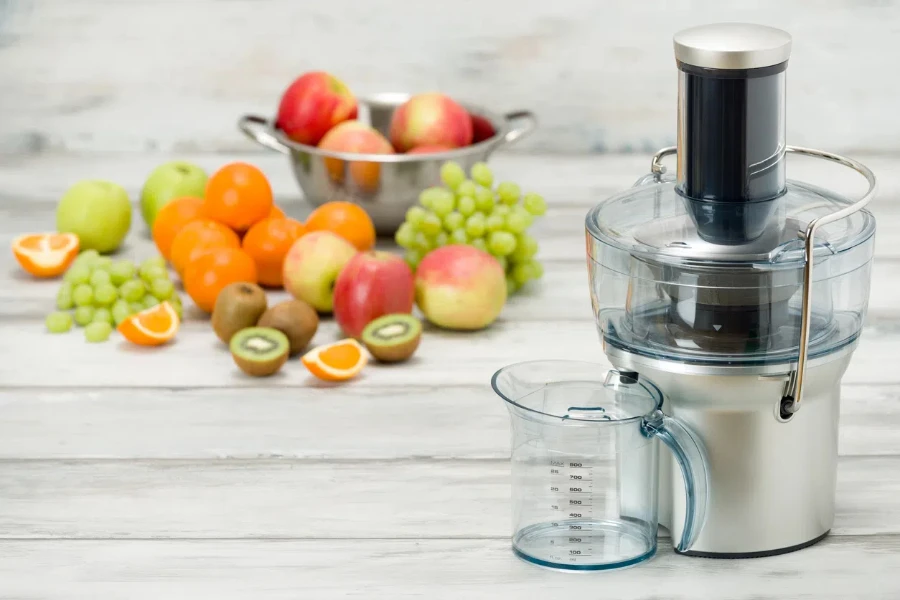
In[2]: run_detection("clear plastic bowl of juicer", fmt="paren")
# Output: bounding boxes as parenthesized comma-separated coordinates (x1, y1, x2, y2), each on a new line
(585, 173, 875, 366)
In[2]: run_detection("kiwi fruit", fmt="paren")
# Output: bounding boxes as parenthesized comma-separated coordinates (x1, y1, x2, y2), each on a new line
(257, 299, 319, 355)
(230, 327, 290, 377)
(361, 314, 422, 363)
(212, 282, 268, 344)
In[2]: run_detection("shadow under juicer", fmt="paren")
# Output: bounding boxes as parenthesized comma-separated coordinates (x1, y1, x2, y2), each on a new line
(585, 23, 877, 556)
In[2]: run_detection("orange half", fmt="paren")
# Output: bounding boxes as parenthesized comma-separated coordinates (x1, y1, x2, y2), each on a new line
(301, 339, 368, 381)
(117, 301, 180, 346)
(11, 232, 79, 277)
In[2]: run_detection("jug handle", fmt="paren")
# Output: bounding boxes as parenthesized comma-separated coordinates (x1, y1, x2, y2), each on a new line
(641, 410, 709, 552)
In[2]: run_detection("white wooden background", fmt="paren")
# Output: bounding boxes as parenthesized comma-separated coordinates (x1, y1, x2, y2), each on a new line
(0, 0, 899, 155)
(2, 0, 900, 597)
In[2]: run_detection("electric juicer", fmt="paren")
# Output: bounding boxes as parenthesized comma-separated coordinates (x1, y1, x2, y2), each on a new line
(585, 23, 877, 557)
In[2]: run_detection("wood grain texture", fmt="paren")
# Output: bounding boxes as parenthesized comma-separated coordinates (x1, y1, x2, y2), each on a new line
(1, 537, 900, 600)
(1, 384, 896, 460)
(0, 456, 896, 539)
(1, 1, 899, 154)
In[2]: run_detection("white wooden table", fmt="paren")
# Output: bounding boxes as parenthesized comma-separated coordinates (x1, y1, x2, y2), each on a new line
(1, 151, 899, 598)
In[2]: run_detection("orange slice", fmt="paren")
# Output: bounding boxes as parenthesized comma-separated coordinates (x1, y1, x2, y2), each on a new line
(301, 338, 368, 381)
(117, 301, 180, 346)
(11, 232, 79, 277)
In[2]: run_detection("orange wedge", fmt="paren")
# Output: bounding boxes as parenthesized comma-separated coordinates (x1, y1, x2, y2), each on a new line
(11, 232, 79, 278)
(117, 301, 180, 346)
(301, 338, 368, 381)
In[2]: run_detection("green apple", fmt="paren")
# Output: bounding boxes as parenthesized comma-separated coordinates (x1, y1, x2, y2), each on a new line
(283, 231, 358, 312)
(57, 180, 132, 254)
(139, 161, 208, 228)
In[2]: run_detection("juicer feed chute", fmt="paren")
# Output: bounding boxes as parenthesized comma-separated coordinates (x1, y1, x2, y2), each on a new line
(674, 23, 792, 245)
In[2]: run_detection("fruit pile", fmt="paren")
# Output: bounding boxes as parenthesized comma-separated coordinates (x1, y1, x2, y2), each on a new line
(209, 282, 405, 381)
(394, 160, 546, 295)
(275, 71, 495, 165)
(150, 162, 286, 314)
(147, 161, 388, 317)
(11, 66, 551, 383)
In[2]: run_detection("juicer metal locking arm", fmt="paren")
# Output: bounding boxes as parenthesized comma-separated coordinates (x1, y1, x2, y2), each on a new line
(649, 145, 878, 419)
(780, 147, 877, 417)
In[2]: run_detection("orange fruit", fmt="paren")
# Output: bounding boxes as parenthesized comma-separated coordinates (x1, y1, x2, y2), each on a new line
(269, 205, 286, 219)
(241, 217, 306, 287)
(203, 162, 274, 232)
(301, 338, 368, 382)
(304, 201, 376, 251)
(11, 232, 79, 278)
(152, 196, 205, 261)
(169, 219, 241, 276)
(183, 246, 258, 313)
(117, 301, 180, 346)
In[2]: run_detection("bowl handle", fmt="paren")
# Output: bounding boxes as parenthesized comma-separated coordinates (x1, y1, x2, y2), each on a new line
(501, 111, 537, 146)
(238, 114, 290, 155)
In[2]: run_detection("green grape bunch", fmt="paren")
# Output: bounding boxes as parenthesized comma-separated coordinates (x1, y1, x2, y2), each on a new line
(395, 160, 547, 295)
(47, 249, 184, 341)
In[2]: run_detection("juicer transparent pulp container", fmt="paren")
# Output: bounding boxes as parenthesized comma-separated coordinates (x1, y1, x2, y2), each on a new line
(587, 163, 875, 371)
(492, 360, 709, 571)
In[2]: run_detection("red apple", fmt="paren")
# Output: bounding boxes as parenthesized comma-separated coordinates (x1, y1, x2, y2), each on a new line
(276, 71, 358, 146)
(415, 245, 506, 330)
(333, 250, 415, 338)
(318, 121, 395, 192)
(407, 144, 453, 154)
(470, 114, 496, 144)
(389, 93, 473, 152)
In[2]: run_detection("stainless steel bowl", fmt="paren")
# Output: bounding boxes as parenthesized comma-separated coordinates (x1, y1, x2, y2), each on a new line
(238, 92, 537, 234)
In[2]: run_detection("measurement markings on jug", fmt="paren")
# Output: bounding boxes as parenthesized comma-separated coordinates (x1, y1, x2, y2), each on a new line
(547, 458, 595, 562)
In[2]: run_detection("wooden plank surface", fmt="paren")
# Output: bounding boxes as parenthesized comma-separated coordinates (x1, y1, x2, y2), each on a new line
(0, 151, 897, 597)
(1, 1, 899, 154)
(1, 384, 897, 460)
(0, 456, 896, 540)
(1, 537, 900, 600)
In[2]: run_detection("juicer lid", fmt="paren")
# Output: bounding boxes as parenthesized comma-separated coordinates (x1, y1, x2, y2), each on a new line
(674, 23, 792, 70)
(585, 179, 876, 273)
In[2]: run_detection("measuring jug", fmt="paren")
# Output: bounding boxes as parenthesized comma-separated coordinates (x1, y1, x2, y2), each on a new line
(492, 360, 709, 570)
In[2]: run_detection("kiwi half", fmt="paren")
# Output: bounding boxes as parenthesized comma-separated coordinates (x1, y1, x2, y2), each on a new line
(230, 327, 290, 377)
(257, 299, 319, 355)
(361, 314, 422, 363)
(212, 282, 268, 344)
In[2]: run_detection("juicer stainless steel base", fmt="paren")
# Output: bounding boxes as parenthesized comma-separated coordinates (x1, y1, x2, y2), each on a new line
(607, 343, 855, 557)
